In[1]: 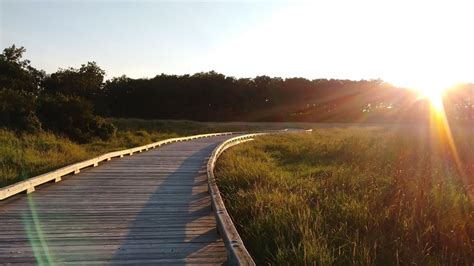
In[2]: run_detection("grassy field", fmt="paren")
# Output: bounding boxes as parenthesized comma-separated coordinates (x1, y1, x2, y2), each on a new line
(0, 128, 180, 188)
(1, 118, 317, 188)
(215, 126, 474, 265)
(0, 118, 289, 188)
(109, 118, 325, 133)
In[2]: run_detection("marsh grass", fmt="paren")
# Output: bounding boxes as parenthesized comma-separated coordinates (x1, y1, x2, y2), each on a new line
(110, 118, 331, 134)
(0, 128, 178, 187)
(215, 127, 474, 265)
(0, 118, 296, 188)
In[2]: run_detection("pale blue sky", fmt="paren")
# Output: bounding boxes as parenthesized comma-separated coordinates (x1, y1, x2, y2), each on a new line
(1, 0, 473, 88)
(1, 0, 284, 78)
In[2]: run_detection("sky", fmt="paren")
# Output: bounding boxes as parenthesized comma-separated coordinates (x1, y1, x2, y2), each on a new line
(1, 0, 473, 89)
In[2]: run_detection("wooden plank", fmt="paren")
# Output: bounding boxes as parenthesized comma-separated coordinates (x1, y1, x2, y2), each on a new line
(0, 132, 233, 200)
(0, 131, 302, 265)
(3, 257, 229, 265)
(0, 135, 234, 264)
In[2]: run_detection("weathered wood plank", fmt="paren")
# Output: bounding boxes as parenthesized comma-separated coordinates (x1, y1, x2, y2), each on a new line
(0, 135, 234, 265)
(0, 133, 233, 201)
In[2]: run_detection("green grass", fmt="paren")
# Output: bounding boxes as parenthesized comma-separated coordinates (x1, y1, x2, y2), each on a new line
(0, 128, 178, 187)
(109, 118, 318, 133)
(0, 118, 302, 188)
(215, 127, 474, 265)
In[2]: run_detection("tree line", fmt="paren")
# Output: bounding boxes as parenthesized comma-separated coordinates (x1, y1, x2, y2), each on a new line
(1, 45, 472, 142)
(0, 45, 115, 142)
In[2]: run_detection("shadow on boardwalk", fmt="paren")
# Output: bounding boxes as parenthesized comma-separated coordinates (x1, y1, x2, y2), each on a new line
(112, 141, 226, 264)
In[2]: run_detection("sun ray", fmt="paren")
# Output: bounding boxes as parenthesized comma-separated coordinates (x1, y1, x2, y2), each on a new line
(394, 80, 469, 192)
(408, 83, 470, 192)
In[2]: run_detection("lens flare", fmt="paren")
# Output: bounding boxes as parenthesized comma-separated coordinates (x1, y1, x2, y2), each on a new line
(415, 84, 468, 187)
(416, 86, 446, 112)
(23, 195, 55, 265)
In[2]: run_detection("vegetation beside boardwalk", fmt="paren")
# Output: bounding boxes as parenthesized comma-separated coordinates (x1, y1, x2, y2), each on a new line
(0, 117, 293, 188)
(2, 43, 474, 264)
(215, 127, 474, 265)
(0, 127, 176, 188)
(2, 44, 474, 130)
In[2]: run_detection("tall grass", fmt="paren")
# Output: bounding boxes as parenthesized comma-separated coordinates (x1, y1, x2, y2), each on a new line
(110, 118, 326, 133)
(0, 127, 178, 187)
(215, 127, 474, 265)
(0, 118, 298, 188)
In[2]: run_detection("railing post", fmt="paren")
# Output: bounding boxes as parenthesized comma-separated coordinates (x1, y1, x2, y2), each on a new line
(26, 187, 35, 194)
(0, 132, 240, 201)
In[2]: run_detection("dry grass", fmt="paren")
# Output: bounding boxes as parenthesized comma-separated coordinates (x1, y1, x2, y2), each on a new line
(0, 118, 295, 187)
(215, 126, 474, 265)
(0, 129, 177, 187)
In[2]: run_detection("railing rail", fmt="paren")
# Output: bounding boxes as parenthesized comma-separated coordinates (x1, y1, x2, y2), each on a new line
(207, 133, 264, 265)
(1, 128, 311, 265)
(207, 129, 312, 265)
(0, 132, 234, 200)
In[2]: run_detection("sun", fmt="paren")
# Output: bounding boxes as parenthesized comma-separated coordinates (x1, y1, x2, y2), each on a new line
(389, 73, 458, 114)
(396, 77, 452, 113)
(415, 85, 446, 112)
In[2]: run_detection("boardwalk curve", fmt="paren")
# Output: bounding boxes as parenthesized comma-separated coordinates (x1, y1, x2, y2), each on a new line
(0, 134, 240, 265)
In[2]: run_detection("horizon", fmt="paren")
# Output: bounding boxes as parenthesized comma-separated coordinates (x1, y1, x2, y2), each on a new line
(1, 2, 473, 263)
(2, 0, 474, 90)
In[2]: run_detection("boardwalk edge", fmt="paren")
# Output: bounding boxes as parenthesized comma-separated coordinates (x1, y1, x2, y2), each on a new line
(0, 132, 234, 201)
(207, 133, 267, 266)
(207, 129, 312, 265)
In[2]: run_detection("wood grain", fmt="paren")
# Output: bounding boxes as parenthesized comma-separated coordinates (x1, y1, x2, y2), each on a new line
(0, 135, 233, 265)
(0, 132, 233, 200)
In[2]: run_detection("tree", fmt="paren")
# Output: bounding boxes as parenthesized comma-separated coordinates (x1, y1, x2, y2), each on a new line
(43, 61, 105, 99)
(37, 94, 116, 143)
(0, 88, 42, 132)
(0, 45, 45, 95)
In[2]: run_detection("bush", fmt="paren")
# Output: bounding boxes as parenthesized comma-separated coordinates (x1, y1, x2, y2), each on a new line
(0, 129, 89, 187)
(92, 117, 117, 140)
(37, 94, 116, 143)
(0, 89, 41, 132)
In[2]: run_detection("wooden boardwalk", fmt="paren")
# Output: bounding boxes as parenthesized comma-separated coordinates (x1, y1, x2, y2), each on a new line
(0, 135, 234, 265)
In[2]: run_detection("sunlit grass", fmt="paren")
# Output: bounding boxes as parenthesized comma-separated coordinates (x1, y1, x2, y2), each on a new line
(0, 118, 295, 187)
(215, 127, 474, 265)
(0, 128, 178, 187)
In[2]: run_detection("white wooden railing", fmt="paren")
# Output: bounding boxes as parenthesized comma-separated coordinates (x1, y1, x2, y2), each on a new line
(206, 129, 312, 265)
(0, 132, 234, 200)
(0, 128, 311, 265)
(207, 133, 265, 265)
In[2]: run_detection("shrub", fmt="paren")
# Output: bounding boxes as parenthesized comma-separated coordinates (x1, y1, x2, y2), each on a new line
(37, 94, 116, 143)
(92, 116, 117, 140)
(0, 89, 41, 132)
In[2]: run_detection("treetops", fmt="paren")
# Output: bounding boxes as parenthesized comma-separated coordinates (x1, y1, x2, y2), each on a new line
(1, 44, 473, 132)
